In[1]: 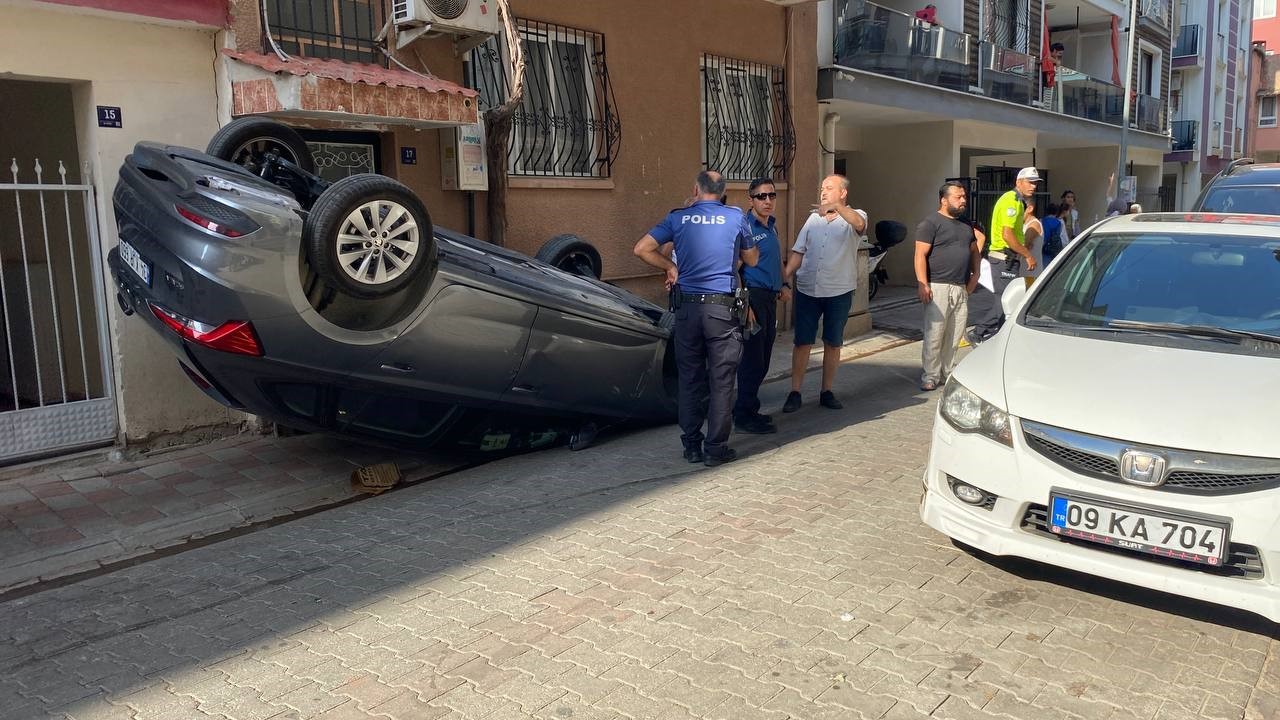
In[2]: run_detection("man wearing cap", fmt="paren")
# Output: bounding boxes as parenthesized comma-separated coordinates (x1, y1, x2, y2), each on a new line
(968, 167, 1040, 343)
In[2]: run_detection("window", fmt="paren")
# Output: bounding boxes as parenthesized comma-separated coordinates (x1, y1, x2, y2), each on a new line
(1139, 51, 1155, 96)
(1260, 96, 1277, 127)
(701, 54, 795, 182)
(469, 20, 619, 178)
(1257, 0, 1277, 19)
(264, 0, 386, 66)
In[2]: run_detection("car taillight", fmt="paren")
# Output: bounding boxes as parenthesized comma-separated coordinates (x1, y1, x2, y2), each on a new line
(148, 302, 263, 356)
(175, 204, 249, 238)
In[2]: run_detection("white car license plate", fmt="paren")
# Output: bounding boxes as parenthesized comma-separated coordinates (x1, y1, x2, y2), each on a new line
(1049, 491, 1229, 566)
(119, 240, 151, 286)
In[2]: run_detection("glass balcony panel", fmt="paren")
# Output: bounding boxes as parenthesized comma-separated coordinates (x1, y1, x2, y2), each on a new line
(832, 0, 971, 92)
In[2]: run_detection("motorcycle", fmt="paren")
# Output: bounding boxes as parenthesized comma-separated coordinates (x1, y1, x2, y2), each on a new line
(867, 220, 907, 300)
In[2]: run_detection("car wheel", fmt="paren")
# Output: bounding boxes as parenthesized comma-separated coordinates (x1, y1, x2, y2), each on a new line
(535, 234, 603, 279)
(303, 174, 436, 299)
(207, 117, 316, 175)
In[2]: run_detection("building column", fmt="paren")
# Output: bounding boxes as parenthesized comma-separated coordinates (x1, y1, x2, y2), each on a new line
(822, 111, 840, 177)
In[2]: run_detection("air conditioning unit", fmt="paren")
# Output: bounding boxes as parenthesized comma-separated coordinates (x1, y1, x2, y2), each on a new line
(392, 0, 499, 51)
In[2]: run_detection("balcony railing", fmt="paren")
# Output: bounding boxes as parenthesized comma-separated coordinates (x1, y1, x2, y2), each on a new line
(832, 0, 972, 92)
(1173, 24, 1200, 58)
(830, 0, 1155, 132)
(1134, 93, 1163, 133)
(264, 0, 387, 67)
(1056, 67, 1125, 125)
(980, 43, 1036, 106)
(1171, 119, 1198, 151)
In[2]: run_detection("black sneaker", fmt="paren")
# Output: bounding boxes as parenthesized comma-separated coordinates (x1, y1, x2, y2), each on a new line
(782, 391, 802, 413)
(756, 412, 774, 424)
(704, 448, 738, 467)
(819, 390, 843, 410)
(682, 446, 704, 464)
(734, 416, 777, 434)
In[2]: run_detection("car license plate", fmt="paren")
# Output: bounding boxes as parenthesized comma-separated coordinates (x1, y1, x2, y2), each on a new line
(119, 240, 151, 286)
(1049, 490, 1229, 566)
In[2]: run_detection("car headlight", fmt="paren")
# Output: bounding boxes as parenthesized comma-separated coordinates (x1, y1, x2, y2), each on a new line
(940, 380, 1012, 446)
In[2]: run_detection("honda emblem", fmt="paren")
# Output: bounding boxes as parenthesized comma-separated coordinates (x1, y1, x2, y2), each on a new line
(1119, 450, 1167, 487)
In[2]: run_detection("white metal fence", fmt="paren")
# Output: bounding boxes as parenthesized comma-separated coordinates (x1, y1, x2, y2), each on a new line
(0, 158, 116, 463)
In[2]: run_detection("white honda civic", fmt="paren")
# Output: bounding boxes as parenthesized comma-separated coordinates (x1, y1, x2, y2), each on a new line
(920, 213, 1280, 624)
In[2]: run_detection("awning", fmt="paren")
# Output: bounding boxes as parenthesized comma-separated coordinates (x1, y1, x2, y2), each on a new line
(224, 50, 480, 128)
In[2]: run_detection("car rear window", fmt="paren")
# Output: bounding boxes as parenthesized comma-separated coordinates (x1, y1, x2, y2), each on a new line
(1024, 232, 1280, 347)
(1198, 186, 1280, 215)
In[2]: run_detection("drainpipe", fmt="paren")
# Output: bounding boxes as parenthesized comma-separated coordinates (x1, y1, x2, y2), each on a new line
(822, 111, 841, 176)
(1116, 0, 1140, 199)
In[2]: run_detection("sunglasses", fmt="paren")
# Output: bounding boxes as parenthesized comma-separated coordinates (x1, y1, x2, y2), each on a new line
(750, 192, 778, 200)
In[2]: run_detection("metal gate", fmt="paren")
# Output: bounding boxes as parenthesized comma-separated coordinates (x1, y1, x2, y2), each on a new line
(0, 159, 116, 463)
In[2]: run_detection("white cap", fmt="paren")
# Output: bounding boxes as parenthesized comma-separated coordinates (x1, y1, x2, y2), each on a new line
(1016, 167, 1043, 182)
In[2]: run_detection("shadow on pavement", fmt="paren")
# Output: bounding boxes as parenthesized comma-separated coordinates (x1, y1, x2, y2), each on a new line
(0, 344, 933, 717)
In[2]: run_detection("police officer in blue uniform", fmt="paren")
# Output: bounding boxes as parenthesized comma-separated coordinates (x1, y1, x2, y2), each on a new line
(634, 171, 759, 466)
(733, 177, 789, 435)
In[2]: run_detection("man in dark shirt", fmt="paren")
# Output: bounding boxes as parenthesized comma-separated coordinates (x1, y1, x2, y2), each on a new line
(733, 177, 789, 435)
(914, 182, 981, 391)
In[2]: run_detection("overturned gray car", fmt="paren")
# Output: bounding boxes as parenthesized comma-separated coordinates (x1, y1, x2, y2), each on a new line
(108, 118, 676, 453)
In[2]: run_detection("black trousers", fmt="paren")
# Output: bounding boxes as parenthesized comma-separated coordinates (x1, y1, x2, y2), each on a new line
(733, 287, 778, 422)
(969, 256, 1019, 340)
(674, 302, 743, 452)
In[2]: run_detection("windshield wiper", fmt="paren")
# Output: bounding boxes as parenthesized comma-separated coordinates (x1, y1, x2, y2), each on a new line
(1104, 319, 1280, 344)
(1023, 314, 1068, 328)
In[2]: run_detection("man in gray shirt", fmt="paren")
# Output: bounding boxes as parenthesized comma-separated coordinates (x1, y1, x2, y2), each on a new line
(914, 182, 981, 391)
(781, 174, 867, 413)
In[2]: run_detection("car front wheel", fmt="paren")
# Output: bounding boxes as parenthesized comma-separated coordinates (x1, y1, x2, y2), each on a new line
(303, 174, 436, 299)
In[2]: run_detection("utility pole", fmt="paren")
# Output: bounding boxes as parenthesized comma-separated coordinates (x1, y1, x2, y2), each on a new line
(1116, 0, 1140, 202)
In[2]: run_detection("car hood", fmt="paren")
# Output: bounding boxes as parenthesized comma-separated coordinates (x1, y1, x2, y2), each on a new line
(1002, 325, 1280, 457)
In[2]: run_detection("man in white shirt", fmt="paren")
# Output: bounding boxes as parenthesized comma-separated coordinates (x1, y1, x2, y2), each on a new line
(781, 174, 868, 413)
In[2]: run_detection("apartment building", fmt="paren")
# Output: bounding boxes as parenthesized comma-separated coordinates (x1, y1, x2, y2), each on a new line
(0, 0, 819, 463)
(817, 0, 1174, 285)
(1248, 0, 1279, 162)
(1164, 0, 1254, 208)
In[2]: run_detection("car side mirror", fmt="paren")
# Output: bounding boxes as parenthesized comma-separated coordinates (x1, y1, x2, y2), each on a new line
(1002, 277, 1032, 316)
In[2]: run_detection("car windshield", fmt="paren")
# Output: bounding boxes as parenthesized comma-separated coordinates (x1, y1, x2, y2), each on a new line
(1022, 231, 1280, 353)
(1198, 186, 1280, 215)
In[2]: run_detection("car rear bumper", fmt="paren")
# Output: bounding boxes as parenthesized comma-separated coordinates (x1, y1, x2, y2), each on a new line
(919, 410, 1280, 625)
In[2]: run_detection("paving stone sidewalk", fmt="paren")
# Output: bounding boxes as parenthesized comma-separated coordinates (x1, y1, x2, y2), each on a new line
(0, 435, 465, 595)
(1, 342, 1276, 720)
(0, 325, 916, 599)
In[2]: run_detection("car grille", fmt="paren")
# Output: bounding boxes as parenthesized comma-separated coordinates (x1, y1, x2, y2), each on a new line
(1025, 433, 1120, 478)
(1021, 504, 1265, 579)
(1022, 421, 1280, 496)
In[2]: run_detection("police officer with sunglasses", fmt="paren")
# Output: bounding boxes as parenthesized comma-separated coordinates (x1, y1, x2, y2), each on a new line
(634, 171, 759, 466)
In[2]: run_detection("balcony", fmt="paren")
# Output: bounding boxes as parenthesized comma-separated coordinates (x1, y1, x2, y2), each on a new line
(832, 1, 972, 93)
(1134, 93, 1163, 133)
(1171, 119, 1198, 151)
(1172, 24, 1200, 62)
(828, 0, 1159, 134)
(1055, 67, 1125, 125)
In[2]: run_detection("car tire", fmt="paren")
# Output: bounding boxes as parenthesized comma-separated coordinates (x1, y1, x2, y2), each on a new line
(303, 174, 436, 300)
(207, 117, 316, 175)
(535, 234, 603, 279)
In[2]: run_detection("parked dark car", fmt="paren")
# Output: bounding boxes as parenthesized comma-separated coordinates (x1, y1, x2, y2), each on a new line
(1191, 158, 1280, 214)
(108, 119, 676, 453)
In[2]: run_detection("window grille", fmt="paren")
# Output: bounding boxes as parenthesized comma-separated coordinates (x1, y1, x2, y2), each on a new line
(469, 20, 620, 178)
(701, 54, 795, 183)
(263, 0, 386, 66)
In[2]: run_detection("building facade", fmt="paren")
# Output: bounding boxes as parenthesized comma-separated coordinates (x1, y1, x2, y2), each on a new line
(818, 0, 1175, 286)
(1248, 0, 1280, 161)
(1164, 0, 1254, 208)
(0, 0, 821, 464)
